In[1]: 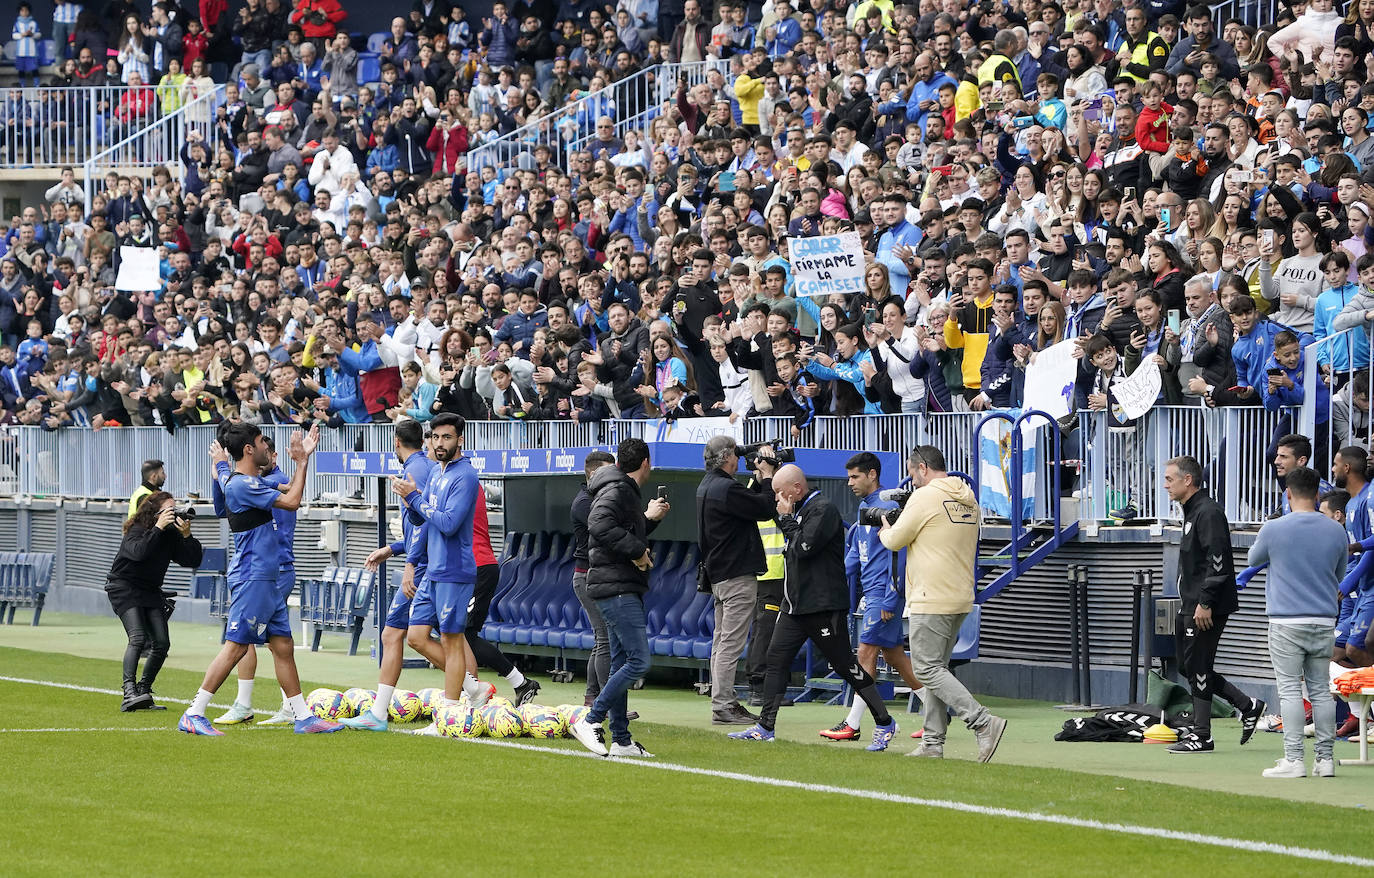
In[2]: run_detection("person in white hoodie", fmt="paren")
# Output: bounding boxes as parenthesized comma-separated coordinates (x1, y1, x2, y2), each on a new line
(867, 296, 930, 413)
(878, 445, 1008, 762)
(1267, 0, 1341, 63)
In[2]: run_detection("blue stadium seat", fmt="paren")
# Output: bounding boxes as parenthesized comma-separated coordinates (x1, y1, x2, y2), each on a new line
(0, 552, 50, 625)
(528, 536, 574, 646)
(38, 39, 55, 66)
(492, 532, 549, 643)
(483, 531, 531, 641)
(653, 545, 700, 656)
(365, 32, 389, 53)
(356, 53, 380, 87)
(190, 547, 227, 599)
(951, 606, 980, 662)
(513, 533, 567, 645)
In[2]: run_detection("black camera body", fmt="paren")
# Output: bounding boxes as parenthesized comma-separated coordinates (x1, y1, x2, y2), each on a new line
(855, 488, 913, 527)
(739, 439, 796, 470)
(173, 505, 198, 524)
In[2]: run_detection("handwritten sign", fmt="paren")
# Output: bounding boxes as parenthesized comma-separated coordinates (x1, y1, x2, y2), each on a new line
(791, 232, 865, 298)
(653, 415, 744, 444)
(115, 246, 160, 292)
(1112, 359, 1162, 420)
(1022, 339, 1078, 419)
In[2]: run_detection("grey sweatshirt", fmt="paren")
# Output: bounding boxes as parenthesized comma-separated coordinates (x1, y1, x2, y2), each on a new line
(1248, 511, 1347, 620)
(1259, 253, 1323, 333)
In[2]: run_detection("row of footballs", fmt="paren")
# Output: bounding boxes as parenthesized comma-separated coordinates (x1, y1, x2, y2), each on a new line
(305, 687, 588, 739)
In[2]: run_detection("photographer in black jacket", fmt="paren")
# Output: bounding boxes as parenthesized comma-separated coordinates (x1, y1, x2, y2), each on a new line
(105, 491, 204, 712)
(569, 438, 669, 758)
(729, 464, 898, 750)
(697, 434, 777, 725)
(1164, 455, 1265, 753)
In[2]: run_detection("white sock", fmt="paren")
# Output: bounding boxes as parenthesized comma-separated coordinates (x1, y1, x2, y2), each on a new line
(286, 694, 311, 721)
(462, 674, 483, 698)
(236, 678, 254, 707)
(505, 668, 526, 688)
(845, 694, 866, 729)
(279, 689, 289, 711)
(190, 689, 214, 716)
(374, 684, 395, 722)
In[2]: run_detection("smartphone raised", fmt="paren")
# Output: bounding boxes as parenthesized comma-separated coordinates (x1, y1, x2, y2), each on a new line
(657, 485, 668, 501)
(1166, 309, 1181, 333)
(1161, 208, 1171, 228)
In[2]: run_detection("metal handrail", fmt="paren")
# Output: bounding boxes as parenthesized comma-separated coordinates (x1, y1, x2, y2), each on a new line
(80, 84, 224, 206)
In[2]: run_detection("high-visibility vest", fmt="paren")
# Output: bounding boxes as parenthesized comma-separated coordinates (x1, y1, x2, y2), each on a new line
(977, 53, 1020, 90)
(759, 519, 785, 581)
(1121, 31, 1169, 83)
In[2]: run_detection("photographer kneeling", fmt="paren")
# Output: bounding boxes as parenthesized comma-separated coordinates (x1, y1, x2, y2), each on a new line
(105, 493, 204, 712)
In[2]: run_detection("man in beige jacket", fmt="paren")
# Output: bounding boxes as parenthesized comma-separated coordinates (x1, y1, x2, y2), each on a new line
(878, 445, 1007, 762)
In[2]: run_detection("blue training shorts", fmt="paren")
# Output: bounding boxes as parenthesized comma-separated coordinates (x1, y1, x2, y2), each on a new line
(1347, 590, 1374, 652)
(385, 577, 419, 630)
(1336, 594, 1356, 648)
(225, 578, 293, 645)
(409, 579, 474, 635)
(859, 603, 904, 648)
(277, 565, 296, 601)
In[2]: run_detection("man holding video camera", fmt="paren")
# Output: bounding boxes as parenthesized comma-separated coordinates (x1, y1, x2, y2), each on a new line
(697, 434, 780, 725)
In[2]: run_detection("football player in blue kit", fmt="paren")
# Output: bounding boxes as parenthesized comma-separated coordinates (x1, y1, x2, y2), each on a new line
(210, 434, 301, 726)
(820, 453, 928, 744)
(178, 422, 342, 735)
(389, 413, 482, 713)
(342, 419, 448, 731)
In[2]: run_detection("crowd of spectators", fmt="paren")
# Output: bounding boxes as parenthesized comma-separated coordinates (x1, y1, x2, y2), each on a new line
(1, 0, 1372, 512)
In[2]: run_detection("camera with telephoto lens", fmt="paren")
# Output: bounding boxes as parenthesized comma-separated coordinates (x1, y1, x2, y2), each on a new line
(855, 488, 914, 527)
(739, 439, 795, 470)
(173, 504, 198, 524)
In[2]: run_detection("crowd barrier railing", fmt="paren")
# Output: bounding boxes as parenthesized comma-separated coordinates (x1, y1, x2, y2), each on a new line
(465, 60, 727, 174)
(1, 406, 1292, 527)
(0, 85, 150, 170)
(79, 84, 224, 207)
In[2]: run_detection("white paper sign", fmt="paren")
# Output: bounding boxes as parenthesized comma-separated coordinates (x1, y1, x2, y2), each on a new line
(791, 232, 865, 298)
(115, 246, 161, 291)
(1021, 339, 1078, 419)
(652, 415, 744, 444)
(1112, 359, 1162, 420)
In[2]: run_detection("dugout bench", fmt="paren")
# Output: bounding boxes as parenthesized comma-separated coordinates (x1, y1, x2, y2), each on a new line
(207, 564, 376, 655)
(0, 552, 54, 625)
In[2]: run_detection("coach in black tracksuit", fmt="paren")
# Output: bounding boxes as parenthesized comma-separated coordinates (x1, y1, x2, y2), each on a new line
(752, 465, 894, 738)
(1167, 455, 1263, 753)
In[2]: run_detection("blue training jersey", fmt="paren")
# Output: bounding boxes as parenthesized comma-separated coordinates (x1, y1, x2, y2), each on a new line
(844, 491, 905, 613)
(214, 461, 295, 566)
(1347, 483, 1371, 588)
(389, 450, 436, 582)
(222, 470, 285, 583)
(405, 454, 478, 583)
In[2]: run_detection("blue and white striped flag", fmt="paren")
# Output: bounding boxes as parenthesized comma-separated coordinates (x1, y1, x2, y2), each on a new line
(978, 411, 1036, 520)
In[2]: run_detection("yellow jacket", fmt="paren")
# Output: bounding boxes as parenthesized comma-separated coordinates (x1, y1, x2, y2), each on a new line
(943, 294, 994, 389)
(878, 476, 980, 615)
(735, 73, 765, 125)
(954, 79, 981, 122)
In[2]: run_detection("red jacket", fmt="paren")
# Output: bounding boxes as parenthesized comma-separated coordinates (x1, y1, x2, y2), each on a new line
(289, 0, 346, 39)
(425, 121, 469, 174)
(182, 32, 208, 68)
(1135, 102, 1172, 154)
(231, 233, 284, 269)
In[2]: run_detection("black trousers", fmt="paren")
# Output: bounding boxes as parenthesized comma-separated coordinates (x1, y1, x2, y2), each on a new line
(466, 563, 515, 677)
(118, 605, 170, 686)
(746, 577, 782, 686)
(1175, 610, 1251, 737)
(760, 609, 889, 731)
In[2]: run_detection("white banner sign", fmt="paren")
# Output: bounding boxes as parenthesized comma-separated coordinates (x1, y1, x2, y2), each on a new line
(791, 232, 865, 298)
(652, 415, 744, 444)
(1112, 359, 1162, 420)
(115, 246, 160, 292)
(1021, 339, 1078, 419)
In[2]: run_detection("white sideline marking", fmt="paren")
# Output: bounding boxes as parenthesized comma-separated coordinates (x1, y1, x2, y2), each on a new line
(7, 675, 1373, 867)
(0, 727, 169, 733)
(2, 675, 249, 713)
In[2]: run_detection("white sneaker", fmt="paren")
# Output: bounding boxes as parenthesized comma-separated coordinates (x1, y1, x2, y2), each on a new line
(212, 702, 255, 725)
(569, 717, 608, 756)
(1313, 758, 1336, 778)
(1303, 723, 1315, 738)
(469, 681, 496, 710)
(413, 722, 443, 737)
(1262, 757, 1307, 778)
(609, 740, 654, 758)
(256, 704, 296, 726)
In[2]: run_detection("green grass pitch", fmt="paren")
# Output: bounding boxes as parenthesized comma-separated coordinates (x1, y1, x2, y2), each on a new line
(1, 616, 1372, 875)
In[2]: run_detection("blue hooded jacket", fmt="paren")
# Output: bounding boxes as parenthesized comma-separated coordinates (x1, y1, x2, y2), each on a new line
(845, 491, 905, 613)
